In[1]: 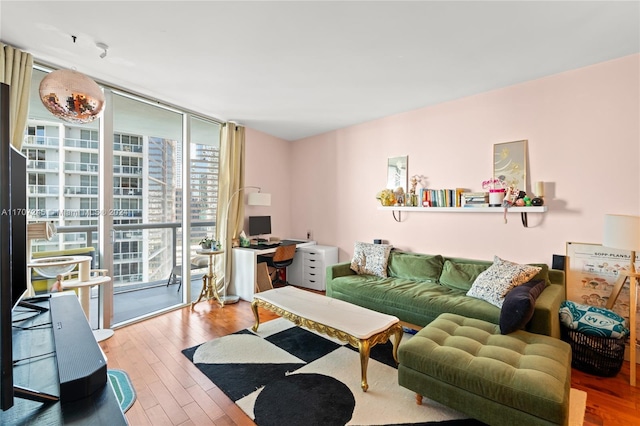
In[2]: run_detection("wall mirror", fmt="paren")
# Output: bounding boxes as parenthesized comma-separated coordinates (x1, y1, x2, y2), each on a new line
(387, 156, 408, 193)
(493, 140, 527, 191)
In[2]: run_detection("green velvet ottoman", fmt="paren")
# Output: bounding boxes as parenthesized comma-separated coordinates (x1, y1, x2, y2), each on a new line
(398, 313, 572, 426)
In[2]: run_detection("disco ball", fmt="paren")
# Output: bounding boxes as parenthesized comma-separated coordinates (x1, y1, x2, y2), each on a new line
(39, 69, 105, 124)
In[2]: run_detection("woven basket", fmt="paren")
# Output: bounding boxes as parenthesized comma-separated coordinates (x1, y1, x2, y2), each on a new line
(561, 326, 626, 377)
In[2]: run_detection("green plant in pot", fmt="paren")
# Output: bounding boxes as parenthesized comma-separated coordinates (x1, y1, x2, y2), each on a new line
(199, 236, 217, 250)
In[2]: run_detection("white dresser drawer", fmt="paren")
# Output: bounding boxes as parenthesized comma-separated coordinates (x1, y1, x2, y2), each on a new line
(287, 244, 338, 291)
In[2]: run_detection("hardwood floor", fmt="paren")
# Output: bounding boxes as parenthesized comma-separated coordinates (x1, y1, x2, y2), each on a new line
(100, 299, 640, 426)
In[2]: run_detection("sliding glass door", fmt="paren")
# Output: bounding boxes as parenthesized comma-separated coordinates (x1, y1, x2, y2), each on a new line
(25, 66, 221, 328)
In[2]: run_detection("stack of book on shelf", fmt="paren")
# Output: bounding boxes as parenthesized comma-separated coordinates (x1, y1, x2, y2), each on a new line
(420, 188, 465, 207)
(461, 192, 490, 207)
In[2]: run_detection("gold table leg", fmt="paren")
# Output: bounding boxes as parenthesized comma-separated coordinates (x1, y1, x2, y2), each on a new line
(251, 299, 261, 332)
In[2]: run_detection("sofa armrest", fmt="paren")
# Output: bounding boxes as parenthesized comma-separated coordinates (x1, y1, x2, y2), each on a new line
(527, 283, 564, 338)
(326, 262, 355, 297)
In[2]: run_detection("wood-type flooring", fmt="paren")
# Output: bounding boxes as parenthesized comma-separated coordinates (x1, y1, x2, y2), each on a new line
(99, 296, 640, 425)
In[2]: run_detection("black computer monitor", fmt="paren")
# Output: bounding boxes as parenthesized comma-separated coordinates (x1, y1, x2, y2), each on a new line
(248, 216, 271, 238)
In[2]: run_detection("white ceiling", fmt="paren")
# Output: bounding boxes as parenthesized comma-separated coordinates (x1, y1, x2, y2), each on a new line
(1, 1, 638, 141)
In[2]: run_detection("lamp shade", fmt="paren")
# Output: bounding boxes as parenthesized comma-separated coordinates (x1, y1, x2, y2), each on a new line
(603, 214, 640, 252)
(248, 192, 271, 206)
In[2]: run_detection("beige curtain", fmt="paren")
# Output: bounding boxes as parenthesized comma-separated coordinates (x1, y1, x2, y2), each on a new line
(215, 122, 246, 293)
(0, 42, 33, 150)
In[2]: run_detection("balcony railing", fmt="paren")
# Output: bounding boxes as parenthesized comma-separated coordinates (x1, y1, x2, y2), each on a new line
(23, 135, 60, 147)
(51, 220, 215, 290)
(27, 159, 59, 171)
(64, 138, 99, 150)
(64, 162, 99, 173)
(28, 185, 60, 195)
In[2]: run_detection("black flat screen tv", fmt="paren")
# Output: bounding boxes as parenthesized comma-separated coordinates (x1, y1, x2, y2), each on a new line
(0, 82, 35, 411)
(248, 216, 271, 238)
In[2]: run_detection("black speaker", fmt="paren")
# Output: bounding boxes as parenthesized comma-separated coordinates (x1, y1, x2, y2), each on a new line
(552, 254, 566, 271)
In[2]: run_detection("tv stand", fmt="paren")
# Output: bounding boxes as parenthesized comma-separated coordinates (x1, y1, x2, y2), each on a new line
(1, 293, 126, 425)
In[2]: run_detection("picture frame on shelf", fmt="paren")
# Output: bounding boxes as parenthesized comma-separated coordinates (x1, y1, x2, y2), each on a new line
(493, 140, 527, 191)
(387, 155, 408, 196)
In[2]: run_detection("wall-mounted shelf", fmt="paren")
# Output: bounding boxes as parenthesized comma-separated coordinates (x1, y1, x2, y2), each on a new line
(378, 206, 547, 213)
(378, 205, 547, 227)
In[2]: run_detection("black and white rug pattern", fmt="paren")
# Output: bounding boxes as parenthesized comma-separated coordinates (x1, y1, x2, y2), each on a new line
(182, 318, 482, 426)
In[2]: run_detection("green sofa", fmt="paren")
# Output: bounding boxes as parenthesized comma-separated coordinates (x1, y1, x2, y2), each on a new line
(326, 250, 565, 338)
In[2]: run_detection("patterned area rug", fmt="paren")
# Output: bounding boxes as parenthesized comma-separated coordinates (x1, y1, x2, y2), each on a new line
(183, 318, 486, 425)
(183, 318, 588, 426)
(107, 369, 136, 413)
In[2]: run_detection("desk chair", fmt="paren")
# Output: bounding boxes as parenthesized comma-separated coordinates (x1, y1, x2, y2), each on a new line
(258, 244, 296, 285)
(166, 255, 208, 292)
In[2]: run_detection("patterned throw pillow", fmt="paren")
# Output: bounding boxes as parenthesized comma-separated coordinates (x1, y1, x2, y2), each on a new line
(350, 242, 392, 277)
(466, 256, 542, 308)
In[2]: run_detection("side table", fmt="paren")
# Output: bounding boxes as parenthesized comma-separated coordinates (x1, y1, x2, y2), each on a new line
(192, 249, 225, 309)
(60, 269, 114, 342)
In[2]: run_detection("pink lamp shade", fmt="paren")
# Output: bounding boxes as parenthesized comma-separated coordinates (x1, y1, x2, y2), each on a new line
(603, 214, 640, 252)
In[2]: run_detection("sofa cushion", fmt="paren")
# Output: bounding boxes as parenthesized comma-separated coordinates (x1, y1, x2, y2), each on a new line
(466, 256, 541, 308)
(499, 279, 546, 334)
(350, 242, 392, 277)
(439, 260, 489, 291)
(387, 251, 443, 282)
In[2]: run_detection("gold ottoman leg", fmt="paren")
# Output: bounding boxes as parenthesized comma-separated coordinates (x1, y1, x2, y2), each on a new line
(391, 324, 403, 364)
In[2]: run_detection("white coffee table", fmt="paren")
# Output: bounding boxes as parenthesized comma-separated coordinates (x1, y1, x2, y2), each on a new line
(251, 286, 403, 391)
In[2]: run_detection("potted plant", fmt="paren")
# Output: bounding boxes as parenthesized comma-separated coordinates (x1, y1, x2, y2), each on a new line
(199, 236, 216, 250)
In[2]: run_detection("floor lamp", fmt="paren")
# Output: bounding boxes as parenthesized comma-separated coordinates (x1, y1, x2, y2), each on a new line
(602, 214, 640, 386)
(221, 186, 271, 304)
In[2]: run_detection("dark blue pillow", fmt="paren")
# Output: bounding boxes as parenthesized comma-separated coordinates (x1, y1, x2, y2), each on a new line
(499, 280, 546, 335)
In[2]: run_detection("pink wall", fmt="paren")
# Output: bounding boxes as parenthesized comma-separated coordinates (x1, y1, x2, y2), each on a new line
(247, 54, 640, 265)
(243, 128, 293, 239)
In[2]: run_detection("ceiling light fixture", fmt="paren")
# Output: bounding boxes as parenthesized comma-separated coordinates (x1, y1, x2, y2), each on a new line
(39, 69, 105, 124)
(96, 42, 108, 59)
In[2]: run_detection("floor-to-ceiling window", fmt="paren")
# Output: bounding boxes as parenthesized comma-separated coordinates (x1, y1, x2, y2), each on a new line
(24, 66, 221, 327)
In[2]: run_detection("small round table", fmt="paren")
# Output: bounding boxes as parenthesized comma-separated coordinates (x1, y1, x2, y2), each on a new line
(191, 249, 225, 309)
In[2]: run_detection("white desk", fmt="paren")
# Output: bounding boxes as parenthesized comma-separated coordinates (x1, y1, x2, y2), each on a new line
(230, 240, 316, 301)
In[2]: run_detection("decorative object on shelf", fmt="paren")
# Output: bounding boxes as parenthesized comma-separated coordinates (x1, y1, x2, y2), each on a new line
(393, 187, 405, 206)
(39, 69, 105, 124)
(377, 188, 395, 206)
(386, 155, 407, 197)
(532, 181, 545, 206)
(493, 140, 527, 192)
(482, 177, 507, 207)
(407, 175, 424, 207)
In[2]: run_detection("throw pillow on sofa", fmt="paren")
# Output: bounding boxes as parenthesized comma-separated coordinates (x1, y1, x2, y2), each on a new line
(350, 242, 392, 277)
(387, 251, 444, 282)
(439, 260, 489, 291)
(499, 279, 546, 334)
(466, 256, 542, 308)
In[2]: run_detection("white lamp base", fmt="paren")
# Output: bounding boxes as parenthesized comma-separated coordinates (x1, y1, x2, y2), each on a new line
(221, 294, 240, 304)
